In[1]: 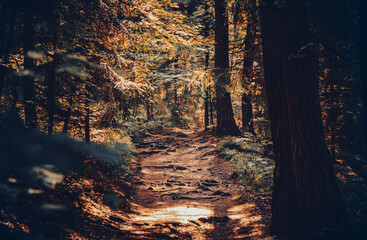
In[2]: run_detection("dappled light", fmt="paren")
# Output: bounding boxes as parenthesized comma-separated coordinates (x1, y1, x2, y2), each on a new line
(1, 0, 367, 239)
(132, 205, 214, 223)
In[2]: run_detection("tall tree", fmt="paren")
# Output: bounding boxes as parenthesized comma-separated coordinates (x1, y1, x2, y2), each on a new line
(214, 0, 240, 136)
(46, 1, 59, 135)
(240, 0, 256, 134)
(260, 0, 346, 236)
(204, 0, 210, 129)
(22, 0, 37, 128)
(360, 1, 367, 148)
(0, 1, 17, 99)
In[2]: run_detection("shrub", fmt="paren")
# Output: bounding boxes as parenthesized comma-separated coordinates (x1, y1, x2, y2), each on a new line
(219, 136, 275, 191)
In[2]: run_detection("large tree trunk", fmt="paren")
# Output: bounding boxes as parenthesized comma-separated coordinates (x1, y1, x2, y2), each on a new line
(23, 0, 37, 128)
(214, 0, 240, 136)
(260, 0, 346, 236)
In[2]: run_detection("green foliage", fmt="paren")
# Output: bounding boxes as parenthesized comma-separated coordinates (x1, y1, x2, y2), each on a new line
(120, 117, 173, 140)
(0, 0, 207, 137)
(219, 136, 274, 191)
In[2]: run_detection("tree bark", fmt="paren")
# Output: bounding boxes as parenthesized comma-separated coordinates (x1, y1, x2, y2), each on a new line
(210, 92, 214, 125)
(241, 0, 256, 134)
(204, 0, 210, 130)
(0, 2, 17, 98)
(260, 0, 346, 236)
(172, 84, 179, 123)
(47, 6, 58, 135)
(214, 0, 240, 136)
(62, 107, 71, 134)
(360, 3, 367, 149)
(205, 89, 209, 128)
(150, 99, 154, 120)
(22, 0, 37, 128)
(146, 101, 151, 121)
(242, 93, 254, 134)
(146, 96, 153, 121)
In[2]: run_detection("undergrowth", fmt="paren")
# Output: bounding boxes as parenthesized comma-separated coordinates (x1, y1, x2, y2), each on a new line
(218, 136, 274, 191)
(119, 117, 174, 140)
(0, 112, 136, 239)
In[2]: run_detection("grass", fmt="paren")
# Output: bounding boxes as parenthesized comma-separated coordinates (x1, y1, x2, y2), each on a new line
(218, 136, 274, 191)
(119, 117, 174, 140)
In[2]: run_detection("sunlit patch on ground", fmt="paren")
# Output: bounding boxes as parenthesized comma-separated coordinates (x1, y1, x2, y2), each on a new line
(72, 176, 130, 224)
(227, 202, 265, 238)
(132, 205, 213, 223)
(123, 128, 272, 239)
(121, 204, 215, 239)
(0, 128, 272, 240)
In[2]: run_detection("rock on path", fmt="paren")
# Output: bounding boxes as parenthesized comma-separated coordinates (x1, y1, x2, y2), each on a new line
(122, 127, 270, 240)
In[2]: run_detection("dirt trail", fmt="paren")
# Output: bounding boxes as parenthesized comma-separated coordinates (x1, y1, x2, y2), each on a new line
(122, 127, 270, 240)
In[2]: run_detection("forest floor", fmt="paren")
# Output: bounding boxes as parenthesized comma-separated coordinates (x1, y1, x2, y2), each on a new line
(4, 124, 366, 239)
(1, 124, 367, 240)
(121, 127, 272, 240)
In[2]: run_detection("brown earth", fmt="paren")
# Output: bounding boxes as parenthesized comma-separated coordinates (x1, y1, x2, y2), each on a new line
(122, 127, 272, 240)
(3, 126, 367, 240)
(0, 127, 272, 240)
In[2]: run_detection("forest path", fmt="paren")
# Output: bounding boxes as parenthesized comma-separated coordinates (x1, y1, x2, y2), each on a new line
(123, 127, 269, 240)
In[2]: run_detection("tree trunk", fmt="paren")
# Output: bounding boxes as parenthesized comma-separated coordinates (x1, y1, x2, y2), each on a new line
(10, 76, 18, 110)
(205, 89, 209, 129)
(23, 0, 37, 128)
(242, 93, 254, 134)
(146, 96, 153, 121)
(360, 3, 367, 149)
(150, 99, 154, 120)
(146, 101, 151, 121)
(260, 0, 346, 236)
(241, 1, 256, 134)
(47, 8, 58, 135)
(214, 0, 240, 136)
(0, 2, 17, 98)
(62, 107, 71, 134)
(172, 84, 179, 123)
(210, 92, 214, 125)
(204, 0, 210, 130)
